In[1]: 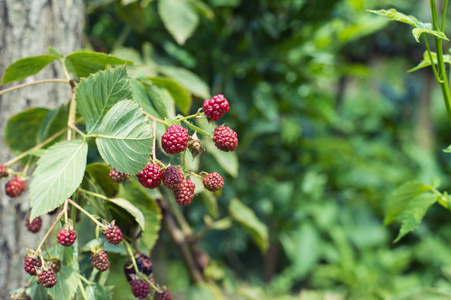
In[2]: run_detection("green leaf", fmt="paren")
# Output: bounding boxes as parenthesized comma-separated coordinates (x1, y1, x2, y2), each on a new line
(85, 163, 120, 198)
(37, 105, 68, 144)
(182, 119, 212, 138)
(201, 192, 219, 219)
(95, 100, 153, 174)
(65, 50, 133, 78)
(384, 181, 432, 225)
(107, 198, 145, 230)
(190, 0, 214, 20)
(159, 66, 210, 98)
(143, 82, 169, 118)
(48, 47, 64, 58)
(30, 140, 88, 220)
(148, 77, 191, 114)
(47, 243, 79, 300)
(409, 51, 451, 73)
(75, 66, 133, 134)
(158, 0, 199, 45)
(394, 193, 437, 242)
(82, 239, 127, 255)
(229, 198, 269, 253)
(412, 28, 448, 43)
(444, 144, 451, 153)
(85, 283, 112, 300)
(130, 78, 161, 118)
(1, 55, 58, 85)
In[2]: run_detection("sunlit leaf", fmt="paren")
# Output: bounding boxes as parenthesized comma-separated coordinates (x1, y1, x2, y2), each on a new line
(158, 0, 199, 45)
(1, 55, 58, 85)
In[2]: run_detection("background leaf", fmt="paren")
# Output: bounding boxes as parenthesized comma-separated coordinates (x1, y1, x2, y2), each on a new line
(85, 163, 120, 198)
(148, 77, 191, 114)
(47, 246, 80, 300)
(106, 197, 146, 231)
(1, 55, 58, 85)
(158, 0, 199, 45)
(159, 66, 210, 98)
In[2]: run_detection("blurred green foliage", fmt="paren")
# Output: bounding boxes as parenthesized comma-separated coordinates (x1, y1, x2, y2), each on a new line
(85, 0, 451, 299)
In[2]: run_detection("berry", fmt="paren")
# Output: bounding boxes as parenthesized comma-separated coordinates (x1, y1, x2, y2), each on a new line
(162, 167, 184, 190)
(203, 172, 224, 192)
(109, 168, 130, 183)
(174, 180, 195, 206)
(37, 269, 57, 288)
(25, 216, 42, 233)
(49, 259, 61, 273)
(161, 124, 189, 154)
(137, 164, 162, 189)
(130, 279, 150, 299)
(57, 228, 77, 247)
(155, 288, 173, 300)
(24, 256, 42, 275)
(203, 94, 229, 121)
(5, 177, 26, 197)
(213, 126, 238, 152)
(0, 164, 7, 178)
(124, 253, 153, 281)
(103, 225, 123, 245)
(48, 208, 59, 215)
(91, 250, 110, 272)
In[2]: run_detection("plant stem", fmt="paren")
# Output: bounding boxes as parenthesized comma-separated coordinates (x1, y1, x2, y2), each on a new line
(176, 109, 204, 122)
(152, 119, 157, 161)
(78, 280, 88, 300)
(34, 210, 65, 257)
(67, 198, 106, 229)
(144, 111, 168, 125)
(441, 0, 449, 31)
(0, 79, 69, 96)
(67, 82, 77, 140)
(423, 34, 442, 83)
(61, 59, 71, 81)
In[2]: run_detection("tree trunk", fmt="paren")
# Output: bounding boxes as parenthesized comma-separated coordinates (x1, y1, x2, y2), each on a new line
(0, 0, 84, 296)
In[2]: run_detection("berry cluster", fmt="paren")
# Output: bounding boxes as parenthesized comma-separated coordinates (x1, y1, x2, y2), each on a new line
(25, 216, 42, 233)
(137, 164, 162, 189)
(37, 269, 57, 288)
(161, 124, 189, 154)
(109, 168, 130, 183)
(5, 177, 27, 197)
(24, 256, 42, 276)
(102, 224, 124, 245)
(91, 249, 110, 272)
(131, 279, 151, 299)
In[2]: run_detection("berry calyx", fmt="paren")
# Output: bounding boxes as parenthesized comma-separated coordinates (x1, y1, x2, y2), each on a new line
(24, 256, 42, 275)
(137, 164, 162, 189)
(5, 177, 27, 197)
(102, 224, 123, 245)
(162, 167, 184, 190)
(203, 172, 224, 192)
(109, 168, 130, 183)
(174, 179, 195, 206)
(91, 250, 110, 272)
(0, 164, 8, 178)
(25, 216, 42, 233)
(161, 124, 189, 154)
(203, 94, 229, 121)
(57, 228, 77, 247)
(155, 287, 173, 300)
(187, 133, 205, 159)
(37, 269, 57, 288)
(130, 279, 150, 299)
(213, 126, 238, 152)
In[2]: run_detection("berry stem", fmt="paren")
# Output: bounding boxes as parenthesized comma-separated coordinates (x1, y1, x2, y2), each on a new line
(21, 157, 33, 176)
(176, 108, 204, 122)
(78, 274, 95, 285)
(64, 199, 69, 224)
(68, 124, 86, 139)
(144, 111, 168, 125)
(67, 81, 77, 140)
(0, 79, 69, 96)
(78, 279, 88, 300)
(152, 119, 157, 162)
(67, 198, 106, 229)
(34, 210, 65, 257)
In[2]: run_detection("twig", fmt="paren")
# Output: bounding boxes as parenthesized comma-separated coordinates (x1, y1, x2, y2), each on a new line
(0, 79, 69, 96)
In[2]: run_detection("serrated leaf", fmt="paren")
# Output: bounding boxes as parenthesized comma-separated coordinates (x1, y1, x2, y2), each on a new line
(85, 163, 120, 198)
(47, 243, 79, 300)
(75, 66, 133, 134)
(384, 181, 432, 225)
(394, 193, 437, 242)
(229, 198, 268, 253)
(148, 77, 191, 114)
(1, 55, 58, 85)
(412, 28, 448, 42)
(95, 100, 153, 174)
(30, 140, 88, 220)
(106, 198, 145, 230)
(159, 66, 210, 98)
(158, 0, 199, 45)
(65, 50, 133, 78)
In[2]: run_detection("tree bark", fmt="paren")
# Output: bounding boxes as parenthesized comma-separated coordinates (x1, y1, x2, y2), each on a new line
(0, 0, 84, 296)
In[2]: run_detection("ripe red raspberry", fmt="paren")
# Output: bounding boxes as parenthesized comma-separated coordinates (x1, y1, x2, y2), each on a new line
(137, 164, 162, 189)
(213, 126, 238, 152)
(49, 259, 61, 273)
(24, 256, 42, 275)
(57, 228, 77, 247)
(130, 279, 150, 299)
(203, 94, 229, 121)
(0, 164, 8, 178)
(25, 216, 42, 233)
(5, 177, 26, 197)
(174, 180, 195, 206)
(37, 269, 57, 288)
(162, 167, 184, 190)
(161, 124, 189, 154)
(91, 250, 110, 272)
(155, 288, 173, 300)
(124, 253, 153, 281)
(109, 168, 130, 183)
(203, 172, 224, 192)
(103, 225, 123, 245)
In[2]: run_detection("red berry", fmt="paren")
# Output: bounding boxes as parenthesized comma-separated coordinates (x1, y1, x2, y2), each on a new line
(24, 256, 42, 275)
(91, 250, 110, 272)
(49, 259, 62, 273)
(109, 168, 130, 183)
(162, 167, 184, 190)
(161, 124, 189, 154)
(203, 172, 224, 192)
(25, 216, 42, 233)
(103, 225, 123, 245)
(203, 94, 229, 121)
(174, 180, 195, 206)
(213, 126, 238, 152)
(37, 269, 57, 288)
(57, 228, 77, 247)
(0, 164, 8, 178)
(131, 279, 151, 299)
(155, 288, 173, 300)
(137, 164, 162, 189)
(5, 177, 26, 197)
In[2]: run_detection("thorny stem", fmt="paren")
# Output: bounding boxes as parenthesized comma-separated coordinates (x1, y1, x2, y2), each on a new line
(34, 210, 65, 257)
(0, 79, 69, 96)
(67, 198, 106, 229)
(144, 111, 168, 125)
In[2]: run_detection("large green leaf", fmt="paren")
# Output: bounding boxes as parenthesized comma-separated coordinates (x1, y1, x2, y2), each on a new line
(130, 78, 163, 118)
(65, 50, 133, 78)
(158, 0, 199, 45)
(85, 163, 120, 198)
(95, 100, 153, 174)
(1, 55, 58, 85)
(30, 140, 88, 220)
(106, 198, 145, 231)
(159, 66, 210, 98)
(384, 181, 432, 225)
(47, 246, 79, 300)
(394, 193, 437, 242)
(148, 77, 191, 114)
(229, 198, 268, 253)
(75, 66, 133, 134)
